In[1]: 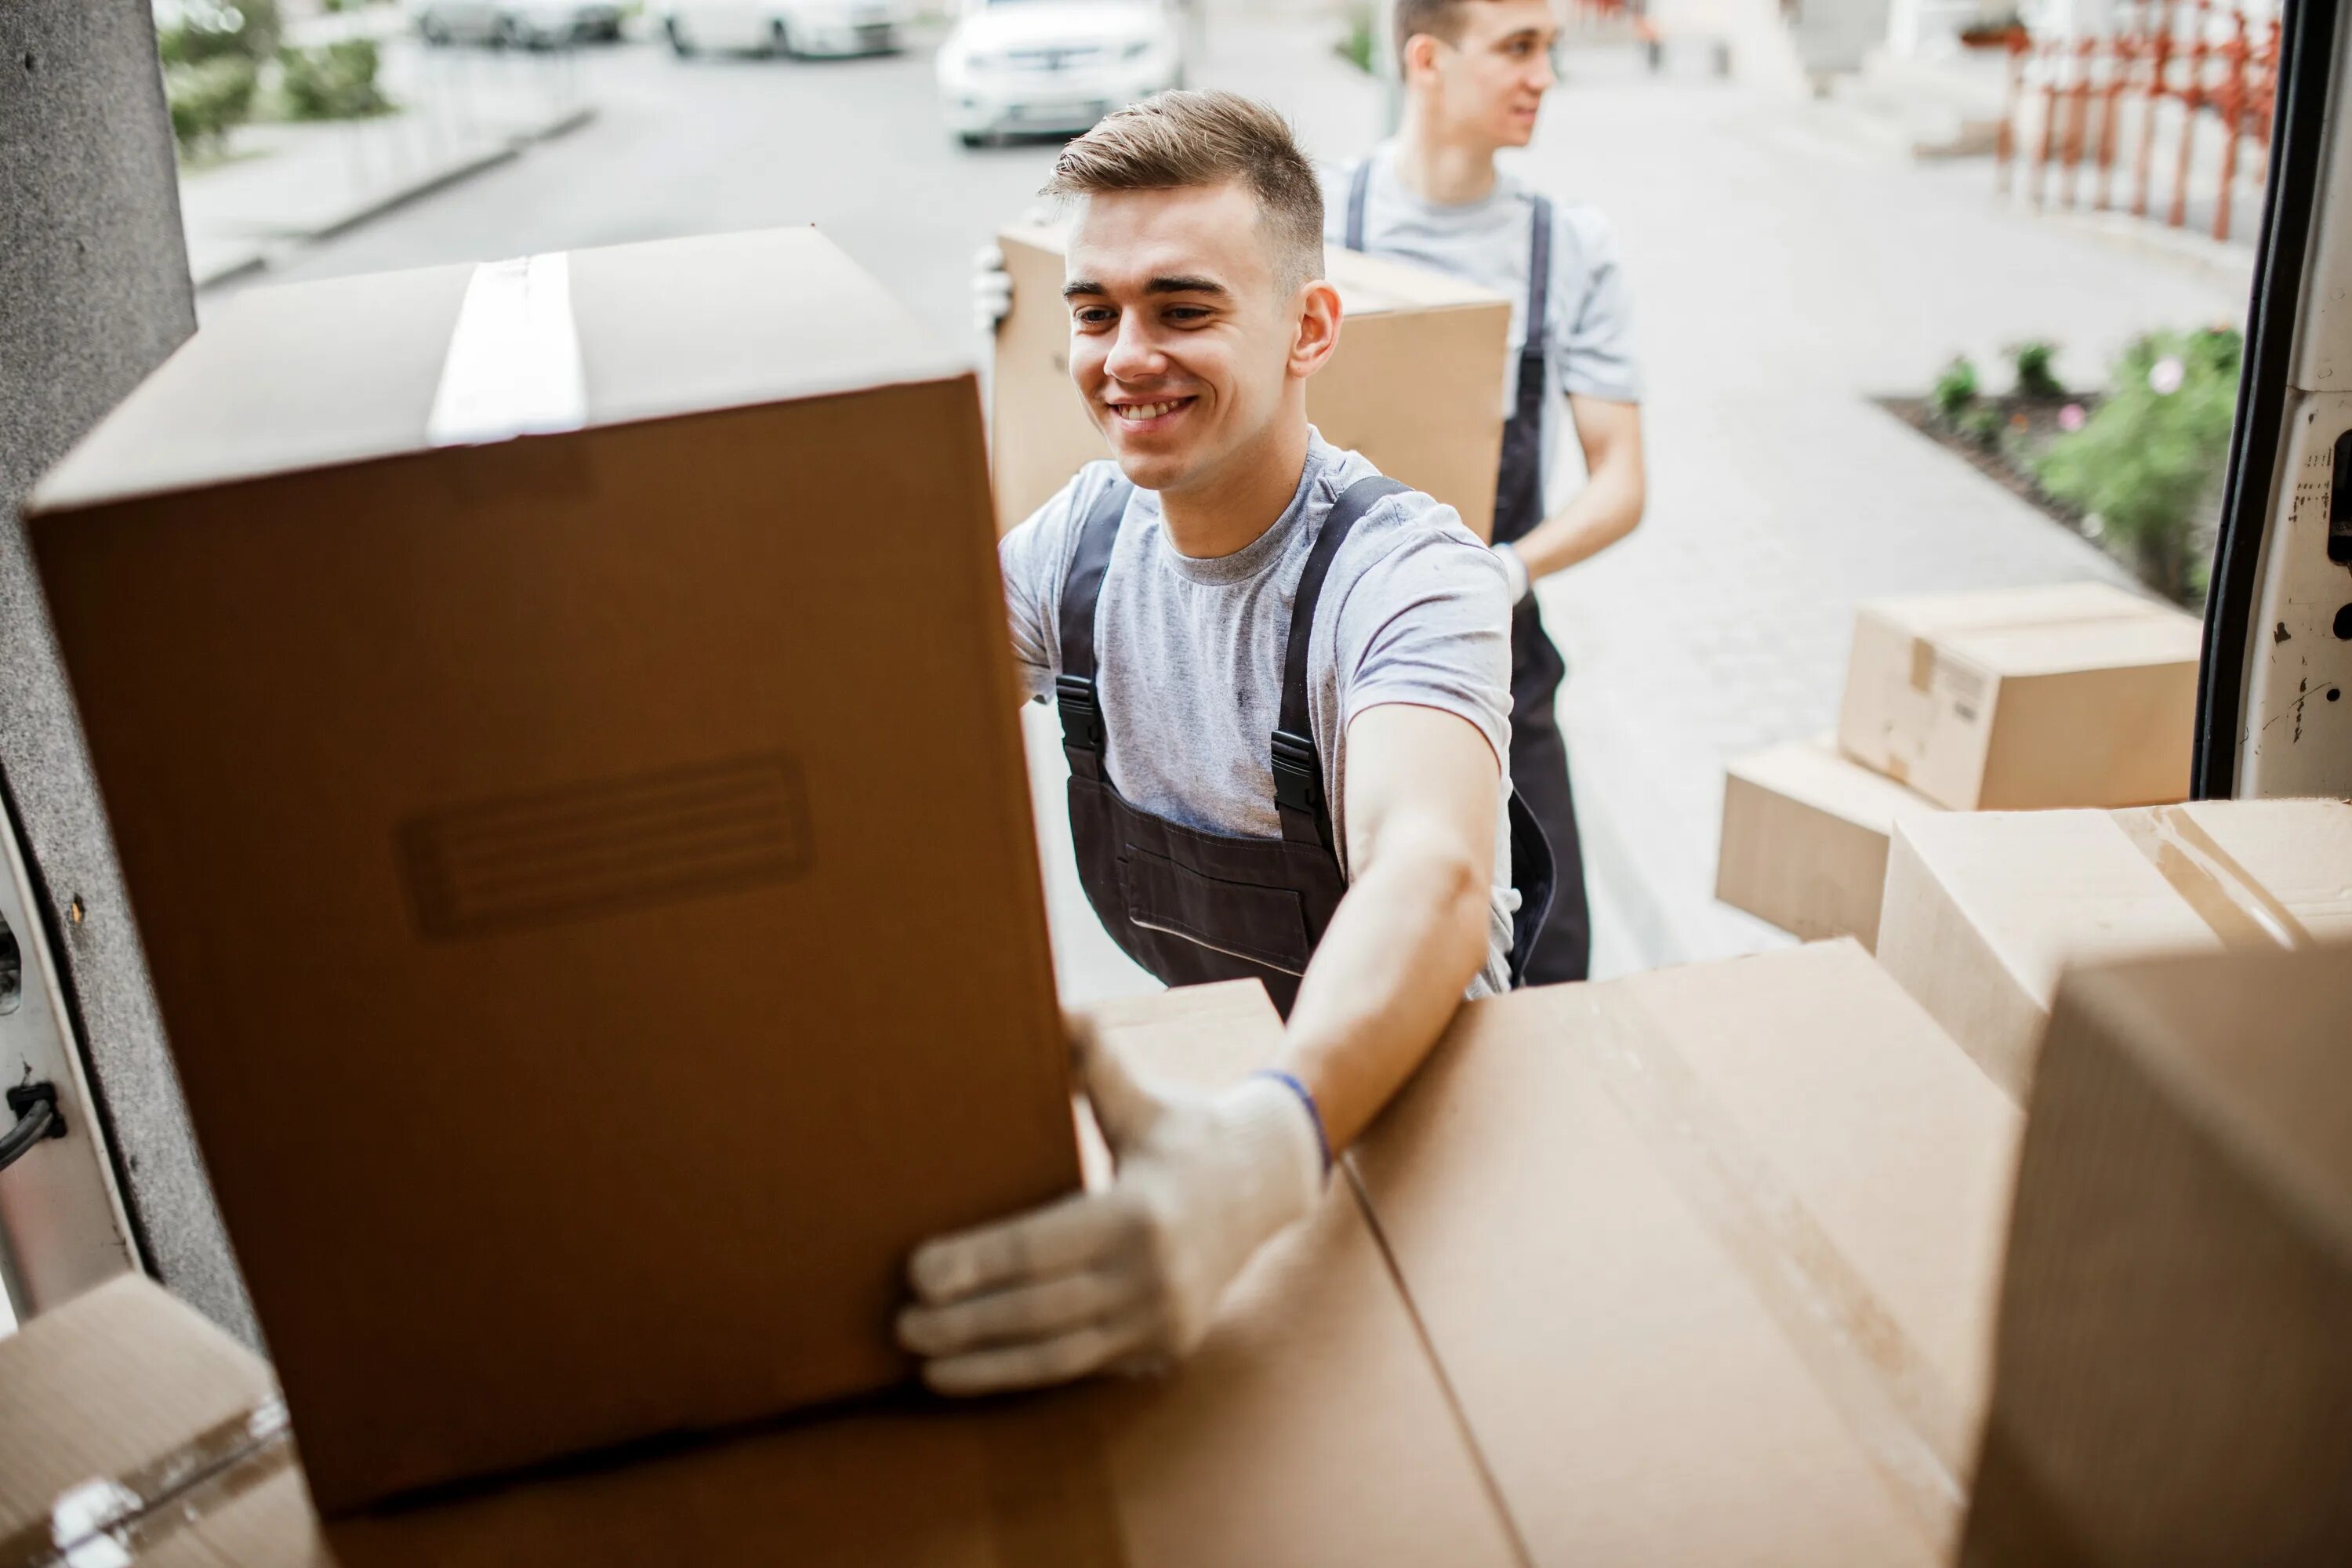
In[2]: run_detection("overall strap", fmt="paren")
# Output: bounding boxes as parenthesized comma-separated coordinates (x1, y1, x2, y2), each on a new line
(1344, 158, 1373, 252)
(1054, 476, 1132, 782)
(1523, 194, 1553, 358)
(1271, 474, 1410, 851)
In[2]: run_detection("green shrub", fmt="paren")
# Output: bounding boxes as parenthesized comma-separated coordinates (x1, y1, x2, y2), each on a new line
(165, 54, 258, 154)
(278, 38, 392, 120)
(157, 0, 280, 66)
(1334, 4, 1377, 73)
(2035, 326, 2241, 604)
(1930, 356, 1980, 424)
(2012, 339, 2064, 398)
(1958, 402, 2004, 449)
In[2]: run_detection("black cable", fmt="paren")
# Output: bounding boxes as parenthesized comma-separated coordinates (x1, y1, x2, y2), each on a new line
(0, 1084, 60, 1173)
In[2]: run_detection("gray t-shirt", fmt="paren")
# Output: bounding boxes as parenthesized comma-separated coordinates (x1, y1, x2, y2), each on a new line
(1324, 146, 1641, 505)
(1001, 433, 1519, 997)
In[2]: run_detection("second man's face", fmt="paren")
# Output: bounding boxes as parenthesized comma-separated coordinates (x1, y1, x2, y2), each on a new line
(1430, 0, 1559, 149)
(1062, 183, 1314, 500)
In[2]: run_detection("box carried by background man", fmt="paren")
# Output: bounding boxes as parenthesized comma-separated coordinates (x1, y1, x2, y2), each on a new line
(990, 221, 1512, 538)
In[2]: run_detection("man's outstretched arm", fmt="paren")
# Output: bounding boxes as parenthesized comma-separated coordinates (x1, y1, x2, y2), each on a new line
(895, 701, 1497, 1394)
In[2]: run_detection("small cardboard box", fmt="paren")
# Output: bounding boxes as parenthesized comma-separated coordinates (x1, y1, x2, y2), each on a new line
(1875, 798, 2352, 1098)
(1715, 734, 1945, 949)
(1960, 945, 2352, 1567)
(26, 229, 1080, 1510)
(1835, 582, 2203, 811)
(991, 222, 1512, 539)
(1352, 942, 2022, 1565)
(0, 985, 1525, 1568)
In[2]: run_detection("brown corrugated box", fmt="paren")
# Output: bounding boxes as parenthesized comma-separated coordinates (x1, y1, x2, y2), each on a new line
(1835, 582, 2202, 811)
(0, 984, 1524, 1567)
(991, 222, 1511, 539)
(1875, 797, 2352, 1098)
(1352, 941, 2021, 1565)
(1715, 733, 1945, 949)
(24, 228, 1080, 1512)
(1960, 944, 2352, 1567)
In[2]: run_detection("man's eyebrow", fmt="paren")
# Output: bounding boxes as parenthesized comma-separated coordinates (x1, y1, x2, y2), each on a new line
(1059, 276, 1231, 299)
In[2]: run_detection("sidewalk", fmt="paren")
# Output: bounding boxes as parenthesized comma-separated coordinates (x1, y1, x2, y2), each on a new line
(180, 37, 597, 289)
(1512, 46, 2249, 974)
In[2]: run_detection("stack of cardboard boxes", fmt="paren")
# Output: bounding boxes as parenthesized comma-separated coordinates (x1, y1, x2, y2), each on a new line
(1717, 581, 2206, 951)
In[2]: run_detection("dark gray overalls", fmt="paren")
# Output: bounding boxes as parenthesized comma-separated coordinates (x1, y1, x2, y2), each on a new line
(1345, 164, 1592, 984)
(1056, 475, 1556, 1018)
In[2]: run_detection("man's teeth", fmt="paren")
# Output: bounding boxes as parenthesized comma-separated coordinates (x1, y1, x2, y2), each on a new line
(1116, 400, 1185, 419)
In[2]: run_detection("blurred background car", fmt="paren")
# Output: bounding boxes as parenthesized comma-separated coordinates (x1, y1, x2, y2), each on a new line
(662, 0, 909, 57)
(935, 0, 1183, 149)
(416, 0, 626, 47)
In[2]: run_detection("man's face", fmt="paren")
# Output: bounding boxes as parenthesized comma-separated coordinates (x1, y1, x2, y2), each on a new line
(1062, 183, 1306, 499)
(1421, 0, 1559, 149)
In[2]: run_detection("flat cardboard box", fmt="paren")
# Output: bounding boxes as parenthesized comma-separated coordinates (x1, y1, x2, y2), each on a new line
(1352, 941, 2022, 1565)
(1960, 946, 2352, 1567)
(1835, 582, 2203, 811)
(992, 222, 1511, 539)
(1715, 733, 1945, 949)
(26, 229, 1080, 1511)
(1875, 797, 2352, 1098)
(0, 985, 1524, 1568)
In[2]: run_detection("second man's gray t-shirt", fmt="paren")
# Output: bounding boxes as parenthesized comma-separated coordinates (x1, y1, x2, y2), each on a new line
(1000, 433, 1519, 996)
(1324, 145, 1641, 508)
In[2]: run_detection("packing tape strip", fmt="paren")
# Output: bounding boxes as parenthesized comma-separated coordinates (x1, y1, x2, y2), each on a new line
(978, 1396, 1130, 1567)
(2117, 805, 2316, 951)
(1589, 1002, 1970, 1553)
(0, 1398, 295, 1568)
(426, 252, 588, 448)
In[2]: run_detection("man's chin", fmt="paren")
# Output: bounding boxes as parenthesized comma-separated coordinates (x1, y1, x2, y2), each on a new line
(1109, 447, 1191, 494)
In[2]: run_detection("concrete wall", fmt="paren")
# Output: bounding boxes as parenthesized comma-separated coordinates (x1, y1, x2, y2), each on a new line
(0, 0, 256, 1341)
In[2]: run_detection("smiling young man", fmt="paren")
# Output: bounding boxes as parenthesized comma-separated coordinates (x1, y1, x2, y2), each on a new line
(1331, 0, 1646, 986)
(896, 90, 1551, 1396)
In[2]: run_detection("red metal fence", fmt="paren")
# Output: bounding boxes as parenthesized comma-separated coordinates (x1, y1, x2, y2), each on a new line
(1997, 0, 2281, 243)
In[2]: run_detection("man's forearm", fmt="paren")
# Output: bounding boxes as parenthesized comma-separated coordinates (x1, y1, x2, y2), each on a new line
(1273, 826, 1490, 1151)
(1510, 456, 1643, 580)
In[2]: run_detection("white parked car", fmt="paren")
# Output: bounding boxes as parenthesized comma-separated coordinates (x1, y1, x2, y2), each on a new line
(416, 0, 625, 46)
(935, 0, 1183, 148)
(663, 0, 909, 56)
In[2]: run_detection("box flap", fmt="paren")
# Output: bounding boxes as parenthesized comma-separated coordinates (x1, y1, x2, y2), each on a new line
(32, 227, 968, 514)
(1941, 614, 2205, 678)
(1860, 581, 2172, 643)
(1354, 942, 2017, 1563)
(1726, 735, 1943, 833)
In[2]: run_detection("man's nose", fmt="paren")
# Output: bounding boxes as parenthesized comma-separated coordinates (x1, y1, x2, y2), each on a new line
(1102, 315, 1165, 383)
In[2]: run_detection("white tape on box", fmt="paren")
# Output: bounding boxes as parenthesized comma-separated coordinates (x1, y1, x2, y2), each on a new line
(426, 252, 587, 448)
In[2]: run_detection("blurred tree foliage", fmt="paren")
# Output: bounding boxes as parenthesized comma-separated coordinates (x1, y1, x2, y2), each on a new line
(278, 38, 392, 120)
(1335, 4, 1377, 73)
(158, 0, 279, 153)
(2011, 339, 2064, 399)
(2037, 326, 2241, 605)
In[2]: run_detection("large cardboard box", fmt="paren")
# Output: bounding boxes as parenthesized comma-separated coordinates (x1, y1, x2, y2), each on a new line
(1875, 798, 2352, 1098)
(1960, 945, 2352, 1567)
(1715, 733, 1945, 949)
(1835, 582, 2202, 811)
(24, 229, 1081, 1510)
(991, 222, 1512, 539)
(0, 985, 1525, 1567)
(1352, 941, 2023, 1565)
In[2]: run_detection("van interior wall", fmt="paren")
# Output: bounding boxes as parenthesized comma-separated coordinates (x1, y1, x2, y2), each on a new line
(0, 0, 256, 1341)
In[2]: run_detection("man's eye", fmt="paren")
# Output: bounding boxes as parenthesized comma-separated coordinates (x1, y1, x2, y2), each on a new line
(1074, 307, 1116, 327)
(1166, 307, 1211, 324)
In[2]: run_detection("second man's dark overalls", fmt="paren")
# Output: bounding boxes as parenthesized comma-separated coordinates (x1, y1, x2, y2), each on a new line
(1345, 164, 1592, 984)
(1056, 474, 1555, 1018)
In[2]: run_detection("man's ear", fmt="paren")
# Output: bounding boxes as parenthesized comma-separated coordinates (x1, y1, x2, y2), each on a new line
(1288, 279, 1343, 381)
(1400, 31, 1442, 84)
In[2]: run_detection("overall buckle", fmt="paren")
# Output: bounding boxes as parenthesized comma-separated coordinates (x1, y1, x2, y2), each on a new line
(1057, 673, 1107, 754)
(1269, 729, 1323, 818)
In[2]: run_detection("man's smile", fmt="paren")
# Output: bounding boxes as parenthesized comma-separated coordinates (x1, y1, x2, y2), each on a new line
(1106, 394, 1200, 430)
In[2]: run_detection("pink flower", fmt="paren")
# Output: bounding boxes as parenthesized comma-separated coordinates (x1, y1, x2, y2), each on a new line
(2148, 356, 2186, 394)
(2059, 402, 2086, 432)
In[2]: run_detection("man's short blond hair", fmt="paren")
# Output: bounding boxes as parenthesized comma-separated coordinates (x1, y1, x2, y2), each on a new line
(1041, 90, 1324, 293)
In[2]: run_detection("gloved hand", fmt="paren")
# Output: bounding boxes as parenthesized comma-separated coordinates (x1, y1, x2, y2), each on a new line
(897, 1020, 1327, 1396)
(971, 242, 1014, 334)
(1493, 540, 1531, 605)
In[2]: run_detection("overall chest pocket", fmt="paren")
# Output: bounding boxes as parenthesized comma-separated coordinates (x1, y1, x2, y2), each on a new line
(1116, 846, 1314, 977)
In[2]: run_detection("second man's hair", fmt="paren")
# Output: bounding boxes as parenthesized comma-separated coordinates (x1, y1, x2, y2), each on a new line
(1041, 90, 1324, 293)
(1393, 0, 1482, 62)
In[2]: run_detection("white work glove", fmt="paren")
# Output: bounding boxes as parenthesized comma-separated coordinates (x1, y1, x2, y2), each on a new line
(971, 242, 1014, 334)
(897, 1022, 1327, 1396)
(1493, 540, 1532, 605)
